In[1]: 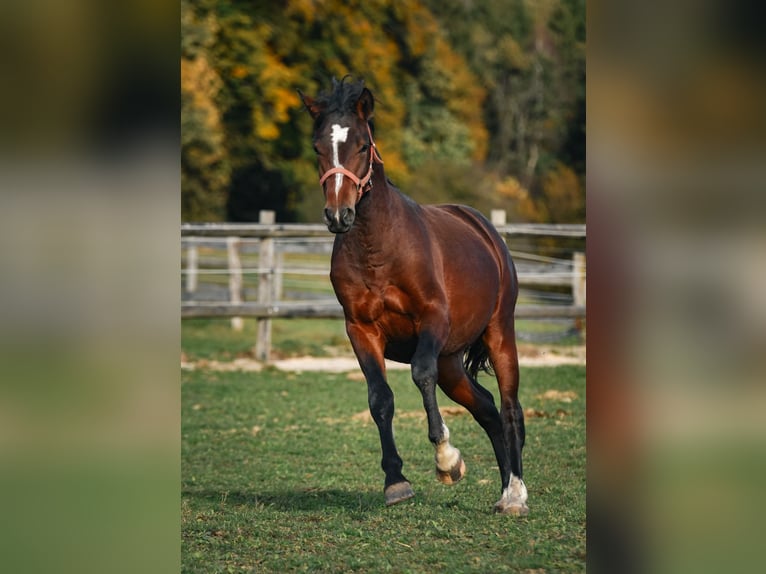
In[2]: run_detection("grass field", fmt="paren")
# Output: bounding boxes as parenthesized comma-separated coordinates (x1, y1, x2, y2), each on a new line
(181, 360, 586, 572)
(181, 318, 351, 361)
(181, 317, 582, 362)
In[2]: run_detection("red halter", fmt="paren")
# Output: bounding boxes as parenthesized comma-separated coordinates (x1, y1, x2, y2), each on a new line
(318, 122, 383, 203)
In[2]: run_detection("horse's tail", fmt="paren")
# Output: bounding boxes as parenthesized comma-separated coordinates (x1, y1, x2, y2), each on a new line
(464, 336, 493, 380)
(463, 337, 497, 404)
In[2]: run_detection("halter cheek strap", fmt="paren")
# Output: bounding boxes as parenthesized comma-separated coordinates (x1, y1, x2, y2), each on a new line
(318, 123, 383, 203)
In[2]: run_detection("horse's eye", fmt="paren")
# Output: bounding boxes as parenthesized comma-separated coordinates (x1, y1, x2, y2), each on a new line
(359, 144, 370, 154)
(313, 144, 321, 155)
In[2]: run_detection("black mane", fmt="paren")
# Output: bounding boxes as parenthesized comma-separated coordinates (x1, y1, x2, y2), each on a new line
(313, 76, 367, 120)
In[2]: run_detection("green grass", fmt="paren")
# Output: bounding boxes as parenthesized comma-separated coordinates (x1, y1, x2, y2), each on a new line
(182, 365, 585, 572)
(182, 318, 352, 360)
(181, 316, 582, 362)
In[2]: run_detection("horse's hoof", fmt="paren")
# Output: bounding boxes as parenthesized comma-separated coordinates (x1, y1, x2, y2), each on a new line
(384, 481, 415, 506)
(493, 500, 529, 516)
(436, 456, 466, 485)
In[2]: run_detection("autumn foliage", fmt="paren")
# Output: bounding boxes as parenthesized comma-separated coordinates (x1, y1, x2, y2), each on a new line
(181, 0, 584, 223)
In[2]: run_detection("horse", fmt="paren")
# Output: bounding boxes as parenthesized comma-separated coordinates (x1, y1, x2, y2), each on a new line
(299, 78, 528, 515)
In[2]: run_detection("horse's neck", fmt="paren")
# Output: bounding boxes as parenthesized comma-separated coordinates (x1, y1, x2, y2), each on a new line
(358, 166, 406, 229)
(339, 165, 409, 253)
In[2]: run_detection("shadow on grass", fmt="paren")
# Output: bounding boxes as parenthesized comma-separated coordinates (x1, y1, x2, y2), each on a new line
(183, 487, 383, 513)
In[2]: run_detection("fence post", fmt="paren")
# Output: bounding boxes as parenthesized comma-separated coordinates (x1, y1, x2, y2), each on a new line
(227, 237, 244, 331)
(572, 252, 586, 307)
(185, 242, 198, 293)
(255, 210, 276, 362)
(491, 209, 507, 226)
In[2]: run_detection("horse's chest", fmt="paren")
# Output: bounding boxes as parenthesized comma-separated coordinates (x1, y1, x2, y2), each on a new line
(339, 282, 415, 329)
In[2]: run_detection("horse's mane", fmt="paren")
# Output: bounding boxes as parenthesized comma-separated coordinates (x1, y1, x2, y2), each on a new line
(312, 76, 367, 119)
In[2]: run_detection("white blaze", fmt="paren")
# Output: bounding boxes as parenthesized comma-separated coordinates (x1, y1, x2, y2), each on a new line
(330, 124, 349, 200)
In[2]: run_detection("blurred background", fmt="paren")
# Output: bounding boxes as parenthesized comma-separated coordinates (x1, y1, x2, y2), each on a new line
(180, 0, 586, 225)
(0, 1, 179, 573)
(588, 0, 766, 572)
(1, 0, 765, 572)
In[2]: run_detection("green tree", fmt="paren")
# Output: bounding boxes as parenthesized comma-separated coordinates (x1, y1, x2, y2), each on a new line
(180, 0, 584, 223)
(425, 0, 585, 222)
(181, 0, 229, 221)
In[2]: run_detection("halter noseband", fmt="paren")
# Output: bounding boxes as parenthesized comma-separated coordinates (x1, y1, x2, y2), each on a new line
(318, 122, 384, 203)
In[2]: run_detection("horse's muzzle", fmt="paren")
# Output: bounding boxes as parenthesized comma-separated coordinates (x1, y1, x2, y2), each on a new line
(324, 206, 355, 233)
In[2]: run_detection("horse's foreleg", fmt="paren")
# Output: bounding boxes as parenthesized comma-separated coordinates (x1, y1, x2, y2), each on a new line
(412, 329, 465, 485)
(347, 323, 413, 506)
(368, 375, 415, 505)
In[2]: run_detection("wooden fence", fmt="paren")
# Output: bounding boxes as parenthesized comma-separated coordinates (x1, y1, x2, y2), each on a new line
(182, 211, 585, 361)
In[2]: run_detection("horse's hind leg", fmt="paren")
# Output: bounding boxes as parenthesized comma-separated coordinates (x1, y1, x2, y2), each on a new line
(437, 355, 511, 488)
(485, 324, 529, 516)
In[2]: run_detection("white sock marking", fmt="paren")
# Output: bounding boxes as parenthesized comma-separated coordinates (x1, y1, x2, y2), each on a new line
(500, 473, 528, 505)
(330, 124, 349, 198)
(434, 423, 461, 471)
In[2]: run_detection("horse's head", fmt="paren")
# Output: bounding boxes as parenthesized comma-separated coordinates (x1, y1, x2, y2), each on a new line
(300, 79, 382, 233)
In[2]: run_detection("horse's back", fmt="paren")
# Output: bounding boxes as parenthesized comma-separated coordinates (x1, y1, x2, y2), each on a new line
(420, 203, 517, 351)
(425, 204, 513, 278)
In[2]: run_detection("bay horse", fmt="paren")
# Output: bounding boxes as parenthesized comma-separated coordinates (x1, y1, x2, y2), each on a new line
(300, 78, 528, 515)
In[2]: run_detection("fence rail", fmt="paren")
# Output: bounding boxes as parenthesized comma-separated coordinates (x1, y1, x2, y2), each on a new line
(181, 212, 585, 361)
(182, 301, 587, 320)
(182, 222, 586, 238)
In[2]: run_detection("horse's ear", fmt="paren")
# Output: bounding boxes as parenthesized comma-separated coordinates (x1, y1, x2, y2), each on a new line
(355, 88, 375, 121)
(298, 90, 322, 120)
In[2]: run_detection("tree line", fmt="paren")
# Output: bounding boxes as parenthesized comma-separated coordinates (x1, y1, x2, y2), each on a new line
(181, 0, 584, 224)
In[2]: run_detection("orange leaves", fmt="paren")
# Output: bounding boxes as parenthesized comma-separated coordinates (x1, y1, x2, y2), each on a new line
(540, 163, 584, 223)
(252, 50, 302, 141)
(495, 164, 584, 224)
(496, 176, 542, 223)
(273, 88, 301, 120)
(260, 55, 301, 122)
(181, 56, 222, 106)
(180, 0, 584, 223)
(285, 0, 317, 23)
(254, 119, 280, 141)
(230, 65, 247, 79)
(403, 4, 439, 58)
(181, 56, 224, 139)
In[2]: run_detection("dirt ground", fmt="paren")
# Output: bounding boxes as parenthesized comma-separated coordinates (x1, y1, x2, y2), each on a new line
(181, 343, 585, 373)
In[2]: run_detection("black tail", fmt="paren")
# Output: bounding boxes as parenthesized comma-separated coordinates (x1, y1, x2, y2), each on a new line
(463, 337, 496, 404)
(464, 336, 493, 380)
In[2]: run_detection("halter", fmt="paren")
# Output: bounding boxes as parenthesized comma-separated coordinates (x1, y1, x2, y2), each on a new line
(318, 122, 384, 203)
